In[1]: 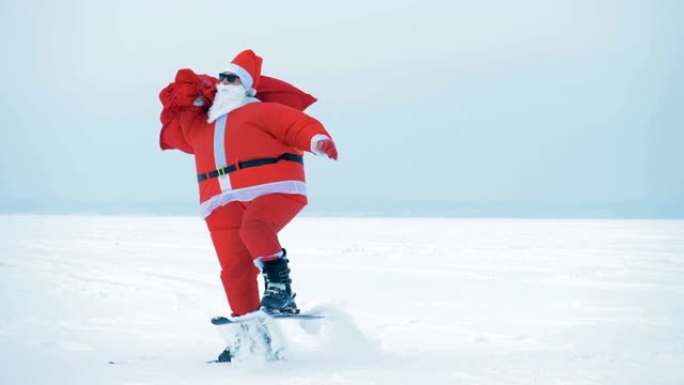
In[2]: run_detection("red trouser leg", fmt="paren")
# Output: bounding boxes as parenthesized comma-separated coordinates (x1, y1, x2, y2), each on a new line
(205, 202, 260, 316)
(205, 193, 307, 316)
(239, 193, 308, 260)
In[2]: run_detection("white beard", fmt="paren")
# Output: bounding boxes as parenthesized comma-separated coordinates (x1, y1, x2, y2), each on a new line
(207, 84, 247, 123)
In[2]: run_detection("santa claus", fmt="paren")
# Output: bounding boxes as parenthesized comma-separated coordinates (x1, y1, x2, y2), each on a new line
(158, 49, 338, 319)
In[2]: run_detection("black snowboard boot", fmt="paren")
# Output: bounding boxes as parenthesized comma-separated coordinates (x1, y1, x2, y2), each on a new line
(260, 249, 296, 312)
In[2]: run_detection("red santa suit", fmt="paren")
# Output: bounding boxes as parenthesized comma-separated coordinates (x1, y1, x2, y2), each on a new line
(158, 50, 335, 315)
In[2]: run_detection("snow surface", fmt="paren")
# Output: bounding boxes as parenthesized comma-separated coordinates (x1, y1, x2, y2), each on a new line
(1, 215, 683, 385)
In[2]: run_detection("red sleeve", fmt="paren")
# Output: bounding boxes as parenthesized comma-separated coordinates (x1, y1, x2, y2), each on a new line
(257, 103, 332, 153)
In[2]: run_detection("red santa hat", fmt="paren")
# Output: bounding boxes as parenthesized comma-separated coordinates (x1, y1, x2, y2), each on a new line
(223, 49, 262, 97)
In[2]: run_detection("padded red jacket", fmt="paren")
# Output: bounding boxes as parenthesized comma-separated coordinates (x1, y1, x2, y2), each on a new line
(159, 75, 330, 217)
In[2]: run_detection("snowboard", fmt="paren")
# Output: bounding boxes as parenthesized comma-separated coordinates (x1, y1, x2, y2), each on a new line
(208, 309, 325, 363)
(210, 311, 324, 325)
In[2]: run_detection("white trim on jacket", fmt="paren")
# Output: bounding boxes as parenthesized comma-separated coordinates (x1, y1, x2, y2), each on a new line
(200, 181, 307, 218)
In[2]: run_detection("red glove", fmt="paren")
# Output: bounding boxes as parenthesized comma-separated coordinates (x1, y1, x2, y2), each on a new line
(316, 139, 338, 160)
(197, 74, 218, 105)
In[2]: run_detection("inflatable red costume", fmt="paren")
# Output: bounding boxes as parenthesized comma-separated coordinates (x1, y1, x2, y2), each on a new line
(158, 49, 338, 316)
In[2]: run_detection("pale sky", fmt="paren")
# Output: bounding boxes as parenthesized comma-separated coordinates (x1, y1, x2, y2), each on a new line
(1, 0, 682, 216)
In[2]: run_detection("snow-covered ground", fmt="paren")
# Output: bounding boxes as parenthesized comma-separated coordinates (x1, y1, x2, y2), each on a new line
(1, 215, 683, 385)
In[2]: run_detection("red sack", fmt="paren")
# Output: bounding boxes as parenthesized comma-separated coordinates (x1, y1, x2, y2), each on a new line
(159, 82, 194, 153)
(159, 71, 318, 153)
(257, 75, 317, 111)
(181, 74, 315, 110)
(159, 83, 175, 109)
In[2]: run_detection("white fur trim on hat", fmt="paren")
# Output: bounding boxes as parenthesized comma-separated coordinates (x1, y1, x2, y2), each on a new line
(223, 63, 254, 93)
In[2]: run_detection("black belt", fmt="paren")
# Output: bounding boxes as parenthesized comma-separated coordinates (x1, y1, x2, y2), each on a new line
(197, 153, 303, 182)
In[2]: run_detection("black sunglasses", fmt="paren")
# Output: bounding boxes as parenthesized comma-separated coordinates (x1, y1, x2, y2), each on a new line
(218, 73, 240, 83)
